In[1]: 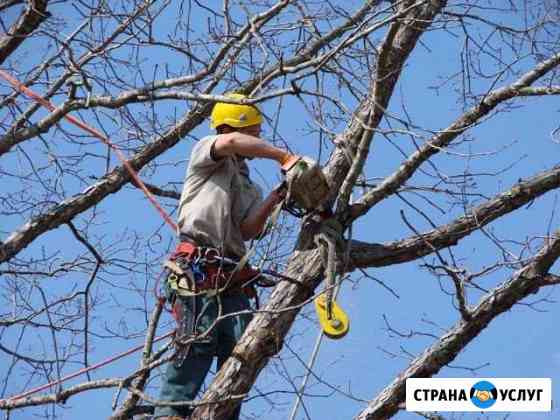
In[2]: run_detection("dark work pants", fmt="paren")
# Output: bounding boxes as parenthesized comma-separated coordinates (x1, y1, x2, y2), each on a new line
(154, 292, 252, 419)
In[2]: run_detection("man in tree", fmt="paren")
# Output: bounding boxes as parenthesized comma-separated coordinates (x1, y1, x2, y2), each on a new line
(154, 94, 301, 420)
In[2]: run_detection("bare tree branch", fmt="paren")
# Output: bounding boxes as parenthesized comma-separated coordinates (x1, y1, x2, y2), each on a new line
(349, 51, 560, 221)
(336, 0, 445, 217)
(0, 102, 211, 264)
(349, 164, 560, 269)
(0, 0, 24, 13)
(0, 0, 49, 65)
(355, 232, 560, 419)
(1, 2, 559, 419)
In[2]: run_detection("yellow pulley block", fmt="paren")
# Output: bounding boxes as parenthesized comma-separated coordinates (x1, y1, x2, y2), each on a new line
(314, 294, 349, 339)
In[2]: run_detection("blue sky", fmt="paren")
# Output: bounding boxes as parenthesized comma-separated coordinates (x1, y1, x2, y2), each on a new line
(1, 1, 559, 420)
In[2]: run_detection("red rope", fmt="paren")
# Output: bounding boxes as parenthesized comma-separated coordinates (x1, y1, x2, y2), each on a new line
(0, 71, 180, 400)
(0, 69, 178, 232)
(0, 330, 174, 403)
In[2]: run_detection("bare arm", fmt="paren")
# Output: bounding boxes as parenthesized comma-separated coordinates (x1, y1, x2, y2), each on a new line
(215, 132, 296, 239)
(213, 132, 289, 164)
(240, 187, 286, 240)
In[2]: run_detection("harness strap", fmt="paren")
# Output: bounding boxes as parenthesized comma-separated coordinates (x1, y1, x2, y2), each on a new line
(165, 241, 262, 298)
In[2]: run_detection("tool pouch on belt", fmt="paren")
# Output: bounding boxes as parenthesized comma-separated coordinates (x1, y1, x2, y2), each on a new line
(171, 294, 195, 368)
(161, 255, 198, 367)
(283, 156, 330, 212)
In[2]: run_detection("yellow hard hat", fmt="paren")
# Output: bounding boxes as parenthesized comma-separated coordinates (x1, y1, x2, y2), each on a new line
(210, 93, 263, 129)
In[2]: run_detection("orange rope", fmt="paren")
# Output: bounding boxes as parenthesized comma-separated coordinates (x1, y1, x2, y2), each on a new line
(0, 69, 178, 232)
(0, 330, 174, 404)
(0, 70, 180, 402)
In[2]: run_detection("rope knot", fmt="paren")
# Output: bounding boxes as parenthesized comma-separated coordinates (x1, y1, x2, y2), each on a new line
(313, 218, 344, 319)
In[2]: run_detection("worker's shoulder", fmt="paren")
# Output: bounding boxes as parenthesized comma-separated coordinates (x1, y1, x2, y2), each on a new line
(189, 134, 221, 164)
(192, 134, 219, 154)
(187, 134, 230, 174)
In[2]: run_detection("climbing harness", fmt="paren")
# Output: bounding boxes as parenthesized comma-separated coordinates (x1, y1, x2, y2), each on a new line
(164, 241, 275, 297)
(162, 240, 283, 366)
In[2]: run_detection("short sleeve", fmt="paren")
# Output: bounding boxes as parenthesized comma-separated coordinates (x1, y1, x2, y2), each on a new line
(188, 135, 223, 172)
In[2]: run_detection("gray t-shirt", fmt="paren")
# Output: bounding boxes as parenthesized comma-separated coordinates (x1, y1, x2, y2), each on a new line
(177, 135, 263, 258)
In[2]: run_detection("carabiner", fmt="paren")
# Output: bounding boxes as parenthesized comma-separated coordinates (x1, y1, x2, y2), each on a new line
(204, 247, 220, 264)
(190, 261, 206, 284)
